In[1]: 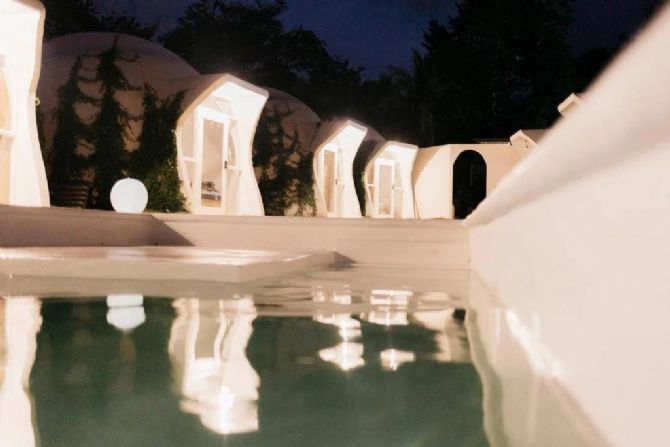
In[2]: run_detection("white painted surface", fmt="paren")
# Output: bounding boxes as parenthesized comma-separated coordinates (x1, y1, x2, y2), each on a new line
(467, 6, 670, 446)
(414, 143, 527, 219)
(466, 273, 608, 447)
(0, 0, 49, 207)
(0, 247, 336, 283)
(157, 214, 470, 269)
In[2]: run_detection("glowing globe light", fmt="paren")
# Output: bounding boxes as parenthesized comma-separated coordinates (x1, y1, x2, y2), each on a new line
(106, 294, 145, 332)
(110, 178, 148, 213)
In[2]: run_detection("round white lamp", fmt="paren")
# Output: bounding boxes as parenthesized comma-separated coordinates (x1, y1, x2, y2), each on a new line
(110, 178, 148, 213)
(106, 294, 145, 332)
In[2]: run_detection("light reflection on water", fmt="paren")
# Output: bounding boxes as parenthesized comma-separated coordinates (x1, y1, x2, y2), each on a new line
(0, 273, 488, 447)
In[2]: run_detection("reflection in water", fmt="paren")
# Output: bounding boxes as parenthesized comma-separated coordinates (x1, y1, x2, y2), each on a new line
(380, 348, 415, 371)
(30, 298, 223, 447)
(0, 297, 41, 447)
(3, 286, 489, 447)
(106, 294, 146, 332)
(168, 297, 259, 435)
(362, 289, 412, 326)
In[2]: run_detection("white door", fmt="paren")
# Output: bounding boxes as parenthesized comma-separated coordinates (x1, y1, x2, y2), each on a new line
(193, 107, 236, 214)
(322, 147, 339, 216)
(374, 158, 395, 218)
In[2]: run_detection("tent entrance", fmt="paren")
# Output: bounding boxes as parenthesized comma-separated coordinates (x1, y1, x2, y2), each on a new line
(374, 158, 396, 218)
(0, 63, 12, 205)
(194, 106, 238, 214)
(320, 146, 340, 216)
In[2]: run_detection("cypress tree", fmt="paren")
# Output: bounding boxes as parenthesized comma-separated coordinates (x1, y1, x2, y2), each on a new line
(131, 86, 186, 212)
(88, 36, 136, 210)
(49, 56, 94, 186)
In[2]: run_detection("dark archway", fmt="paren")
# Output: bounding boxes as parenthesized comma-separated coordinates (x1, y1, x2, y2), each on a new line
(452, 150, 486, 219)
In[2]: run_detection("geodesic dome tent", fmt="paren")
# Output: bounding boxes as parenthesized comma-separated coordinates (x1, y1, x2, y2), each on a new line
(0, 0, 49, 207)
(39, 33, 268, 214)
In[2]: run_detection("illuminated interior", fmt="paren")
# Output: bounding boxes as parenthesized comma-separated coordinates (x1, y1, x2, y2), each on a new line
(365, 142, 418, 219)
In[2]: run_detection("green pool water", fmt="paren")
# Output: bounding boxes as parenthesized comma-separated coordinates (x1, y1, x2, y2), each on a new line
(0, 270, 490, 447)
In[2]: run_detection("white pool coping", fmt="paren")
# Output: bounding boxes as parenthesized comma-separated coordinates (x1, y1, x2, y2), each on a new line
(0, 247, 337, 283)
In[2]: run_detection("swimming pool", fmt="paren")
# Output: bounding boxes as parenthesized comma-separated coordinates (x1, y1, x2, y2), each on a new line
(2, 262, 614, 447)
(0, 265, 491, 447)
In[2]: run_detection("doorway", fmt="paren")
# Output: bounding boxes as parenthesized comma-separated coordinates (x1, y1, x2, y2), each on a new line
(321, 146, 339, 215)
(195, 107, 238, 213)
(452, 150, 486, 219)
(374, 158, 395, 218)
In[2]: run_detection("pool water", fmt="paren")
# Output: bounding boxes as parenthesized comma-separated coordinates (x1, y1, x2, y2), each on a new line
(0, 267, 490, 447)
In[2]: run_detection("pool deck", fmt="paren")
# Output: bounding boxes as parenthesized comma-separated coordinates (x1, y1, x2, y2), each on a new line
(0, 204, 469, 270)
(0, 246, 337, 283)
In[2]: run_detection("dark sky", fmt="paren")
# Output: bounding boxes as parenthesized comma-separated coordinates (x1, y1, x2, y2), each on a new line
(94, 0, 660, 77)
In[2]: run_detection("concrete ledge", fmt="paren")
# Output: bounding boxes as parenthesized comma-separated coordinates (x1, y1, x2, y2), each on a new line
(0, 246, 336, 283)
(0, 205, 192, 247)
(156, 214, 470, 268)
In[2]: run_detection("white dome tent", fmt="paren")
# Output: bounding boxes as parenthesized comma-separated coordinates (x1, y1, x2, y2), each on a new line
(363, 141, 419, 219)
(311, 119, 367, 218)
(175, 75, 268, 215)
(39, 33, 268, 215)
(0, 0, 49, 207)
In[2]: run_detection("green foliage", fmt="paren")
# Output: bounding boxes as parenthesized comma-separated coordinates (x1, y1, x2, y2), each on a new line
(87, 37, 137, 210)
(48, 56, 95, 185)
(253, 106, 316, 216)
(427, 0, 575, 140)
(45, 37, 186, 213)
(131, 87, 186, 213)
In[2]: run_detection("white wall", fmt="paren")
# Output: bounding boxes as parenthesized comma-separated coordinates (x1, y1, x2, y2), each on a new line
(0, 1, 49, 207)
(414, 143, 522, 219)
(158, 213, 469, 269)
(467, 6, 670, 446)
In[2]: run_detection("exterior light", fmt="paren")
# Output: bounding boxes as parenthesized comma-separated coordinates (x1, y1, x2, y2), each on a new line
(106, 294, 145, 332)
(110, 178, 148, 214)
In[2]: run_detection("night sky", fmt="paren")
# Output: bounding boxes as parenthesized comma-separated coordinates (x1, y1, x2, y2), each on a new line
(94, 0, 660, 77)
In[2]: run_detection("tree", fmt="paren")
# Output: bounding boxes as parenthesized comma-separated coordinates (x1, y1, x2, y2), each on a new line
(163, 0, 363, 119)
(87, 38, 137, 209)
(253, 106, 316, 216)
(131, 87, 186, 212)
(422, 0, 575, 141)
(40, 0, 157, 40)
(48, 56, 95, 185)
(385, 50, 439, 146)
